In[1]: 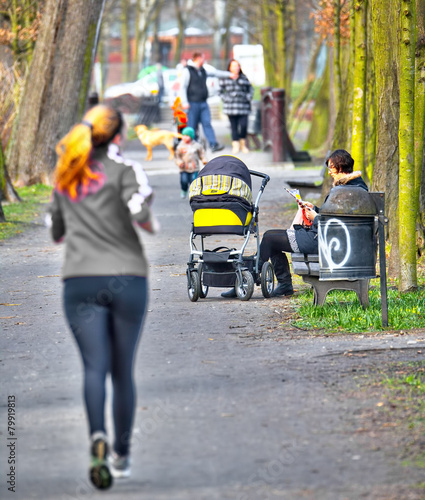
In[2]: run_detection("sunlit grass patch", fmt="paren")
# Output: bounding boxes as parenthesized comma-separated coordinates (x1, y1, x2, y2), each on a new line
(383, 361, 425, 394)
(292, 280, 425, 333)
(358, 360, 425, 469)
(0, 184, 52, 240)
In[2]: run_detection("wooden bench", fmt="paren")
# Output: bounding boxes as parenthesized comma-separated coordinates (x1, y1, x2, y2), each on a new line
(291, 252, 371, 308)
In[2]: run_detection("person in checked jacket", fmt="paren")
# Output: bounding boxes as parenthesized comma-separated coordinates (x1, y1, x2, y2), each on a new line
(219, 59, 254, 154)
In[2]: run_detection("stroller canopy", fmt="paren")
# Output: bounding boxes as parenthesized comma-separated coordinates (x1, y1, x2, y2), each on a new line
(189, 155, 252, 206)
(197, 155, 252, 189)
(189, 155, 253, 235)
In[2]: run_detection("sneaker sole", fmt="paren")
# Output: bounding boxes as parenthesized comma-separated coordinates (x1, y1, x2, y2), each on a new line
(90, 463, 113, 489)
(110, 466, 131, 479)
(90, 439, 113, 489)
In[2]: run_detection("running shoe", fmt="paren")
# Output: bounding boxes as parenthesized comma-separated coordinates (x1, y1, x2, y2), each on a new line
(109, 451, 131, 478)
(89, 433, 113, 490)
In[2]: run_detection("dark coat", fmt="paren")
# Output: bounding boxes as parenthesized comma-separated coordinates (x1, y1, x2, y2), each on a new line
(294, 172, 368, 254)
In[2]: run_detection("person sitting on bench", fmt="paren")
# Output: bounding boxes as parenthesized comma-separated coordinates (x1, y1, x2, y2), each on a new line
(222, 149, 368, 298)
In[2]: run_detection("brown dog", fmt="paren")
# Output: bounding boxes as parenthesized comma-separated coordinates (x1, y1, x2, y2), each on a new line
(134, 124, 181, 161)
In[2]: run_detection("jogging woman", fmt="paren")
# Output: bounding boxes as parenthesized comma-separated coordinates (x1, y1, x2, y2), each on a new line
(48, 104, 157, 489)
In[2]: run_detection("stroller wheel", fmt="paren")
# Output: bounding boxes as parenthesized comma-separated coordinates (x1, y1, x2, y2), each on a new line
(187, 270, 200, 302)
(235, 270, 254, 301)
(260, 261, 275, 298)
(197, 264, 209, 298)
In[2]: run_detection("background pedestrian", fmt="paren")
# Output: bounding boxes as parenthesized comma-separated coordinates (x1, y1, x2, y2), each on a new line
(175, 126, 207, 198)
(219, 59, 253, 154)
(180, 51, 236, 152)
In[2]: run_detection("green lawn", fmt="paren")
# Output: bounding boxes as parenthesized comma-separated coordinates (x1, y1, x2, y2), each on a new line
(0, 184, 52, 240)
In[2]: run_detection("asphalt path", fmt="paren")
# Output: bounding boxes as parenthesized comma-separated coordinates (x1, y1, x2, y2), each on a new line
(1, 127, 425, 499)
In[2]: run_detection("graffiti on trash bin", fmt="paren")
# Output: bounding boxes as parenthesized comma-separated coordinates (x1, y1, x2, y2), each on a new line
(318, 218, 351, 272)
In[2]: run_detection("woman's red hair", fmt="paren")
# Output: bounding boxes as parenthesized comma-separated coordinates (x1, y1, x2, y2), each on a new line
(55, 105, 122, 200)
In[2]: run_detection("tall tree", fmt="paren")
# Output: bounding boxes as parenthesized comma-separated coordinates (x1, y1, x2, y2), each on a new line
(0, 61, 22, 202)
(365, 0, 376, 181)
(289, 36, 323, 128)
(274, 0, 287, 88)
(305, 50, 331, 151)
(261, 2, 276, 86)
(350, 0, 367, 178)
(285, 0, 296, 99)
(370, 0, 400, 277)
(173, 0, 194, 66)
(399, 0, 417, 291)
(0, 0, 41, 68)
(121, 0, 130, 81)
(212, 0, 226, 66)
(416, 0, 425, 255)
(311, 0, 350, 153)
(260, 0, 288, 88)
(333, 0, 342, 113)
(8, 0, 106, 185)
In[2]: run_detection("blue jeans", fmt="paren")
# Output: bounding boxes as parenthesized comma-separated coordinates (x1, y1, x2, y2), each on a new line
(64, 275, 148, 456)
(180, 171, 198, 193)
(187, 101, 217, 147)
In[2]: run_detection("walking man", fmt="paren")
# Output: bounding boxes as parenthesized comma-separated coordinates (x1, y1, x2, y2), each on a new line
(180, 52, 235, 152)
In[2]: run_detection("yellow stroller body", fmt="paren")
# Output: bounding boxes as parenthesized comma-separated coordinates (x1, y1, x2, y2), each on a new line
(186, 156, 273, 301)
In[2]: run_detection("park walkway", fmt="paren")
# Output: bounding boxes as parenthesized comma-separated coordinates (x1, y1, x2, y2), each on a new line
(1, 117, 425, 499)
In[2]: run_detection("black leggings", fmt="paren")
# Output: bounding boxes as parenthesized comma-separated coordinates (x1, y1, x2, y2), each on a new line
(64, 276, 148, 456)
(259, 229, 293, 283)
(228, 114, 248, 141)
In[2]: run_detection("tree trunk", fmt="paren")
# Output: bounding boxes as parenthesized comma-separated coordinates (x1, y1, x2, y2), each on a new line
(132, 0, 141, 79)
(305, 50, 330, 152)
(8, 0, 106, 186)
(331, 43, 354, 152)
(286, 0, 297, 107)
(365, 1, 376, 181)
(351, 0, 368, 178)
(0, 141, 20, 204)
(0, 199, 5, 222)
(289, 36, 322, 132)
(261, 2, 276, 87)
(212, 0, 226, 65)
(399, 0, 417, 291)
(371, 0, 400, 278)
(334, 0, 342, 114)
(274, 0, 287, 89)
(121, 0, 130, 81)
(172, 0, 195, 66)
(416, 0, 425, 256)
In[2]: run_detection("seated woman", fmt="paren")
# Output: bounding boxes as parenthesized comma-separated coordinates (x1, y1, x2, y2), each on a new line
(221, 149, 368, 298)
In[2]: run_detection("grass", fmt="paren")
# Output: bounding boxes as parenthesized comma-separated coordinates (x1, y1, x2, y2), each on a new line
(357, 360, 425, 470)
(382, 360, 425, 398)
(292, 275, 425, 333)
(0, 184, 52, 240)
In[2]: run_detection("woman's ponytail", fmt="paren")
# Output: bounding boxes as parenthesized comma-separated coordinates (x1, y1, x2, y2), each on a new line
(54, 105, 123, 200)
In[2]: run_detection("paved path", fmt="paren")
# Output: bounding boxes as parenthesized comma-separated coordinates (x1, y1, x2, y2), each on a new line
(1, 123, 425, 499)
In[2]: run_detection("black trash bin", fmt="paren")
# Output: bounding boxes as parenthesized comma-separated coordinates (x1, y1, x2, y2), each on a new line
(137, 95, 160, 125)
(318, 186, 378, 280)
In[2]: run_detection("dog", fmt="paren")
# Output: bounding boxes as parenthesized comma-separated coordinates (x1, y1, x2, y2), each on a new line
(134, 124, 182, 161)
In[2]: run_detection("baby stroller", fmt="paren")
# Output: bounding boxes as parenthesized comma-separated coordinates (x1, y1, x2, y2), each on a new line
(186, 155, 275, 301)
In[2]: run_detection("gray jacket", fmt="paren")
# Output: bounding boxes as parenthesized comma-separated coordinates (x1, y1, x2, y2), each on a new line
(49, 145, 154, 279)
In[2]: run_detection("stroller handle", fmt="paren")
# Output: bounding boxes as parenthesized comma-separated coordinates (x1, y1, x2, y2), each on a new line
(249, 170, 270, 194)
(248, 170, 270, 183)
